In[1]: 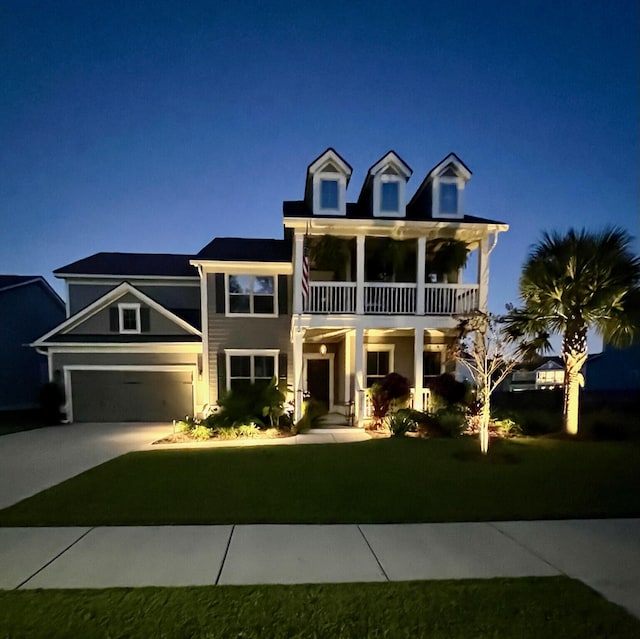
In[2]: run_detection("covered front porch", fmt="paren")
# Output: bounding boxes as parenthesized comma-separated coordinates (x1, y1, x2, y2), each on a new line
(291, 322, 457, 427)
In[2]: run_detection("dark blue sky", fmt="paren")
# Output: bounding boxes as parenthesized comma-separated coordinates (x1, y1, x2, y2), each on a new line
(2, 0, 638, 340)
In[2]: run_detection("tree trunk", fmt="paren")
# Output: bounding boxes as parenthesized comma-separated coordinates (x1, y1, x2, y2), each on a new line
(478, 382, 491, 454)
(562, 326, 588, 436)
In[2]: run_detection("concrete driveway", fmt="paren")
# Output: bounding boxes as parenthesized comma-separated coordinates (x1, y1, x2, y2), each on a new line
(0, 422, 172, 509)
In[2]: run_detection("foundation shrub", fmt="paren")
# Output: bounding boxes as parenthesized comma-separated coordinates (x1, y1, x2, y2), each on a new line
(294, 398, 327, 434)
(386, 409, 417, 437)
(191, 425, 213, 441)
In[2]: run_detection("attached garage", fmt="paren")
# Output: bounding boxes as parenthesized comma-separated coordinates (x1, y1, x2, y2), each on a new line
(67, 367, 194, 422)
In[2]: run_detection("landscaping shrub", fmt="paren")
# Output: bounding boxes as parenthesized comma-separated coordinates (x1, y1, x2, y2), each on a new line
(294, 398, 326, 434)
(369, 372, 411, 427)
(205, 378, 290, 430)
(386, 409, 418, 437)
(190, 425, 213, 441)
(433, 407, 467, 437)
(427, 373, 470, 409)
(463, 416, 523, 439)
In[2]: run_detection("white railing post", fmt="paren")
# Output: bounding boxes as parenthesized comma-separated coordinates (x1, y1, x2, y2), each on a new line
(356, 236, 365, 315)
(416, 237, 426, 315)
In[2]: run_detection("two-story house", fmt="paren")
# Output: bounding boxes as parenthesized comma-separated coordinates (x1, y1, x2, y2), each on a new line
(33, 148, 508, 425)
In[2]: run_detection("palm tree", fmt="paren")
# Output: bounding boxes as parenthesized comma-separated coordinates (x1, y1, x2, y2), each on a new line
(504, 227, 640, 435)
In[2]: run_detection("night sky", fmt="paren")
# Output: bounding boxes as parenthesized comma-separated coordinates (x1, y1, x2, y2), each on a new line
(2, 1, 638, 352)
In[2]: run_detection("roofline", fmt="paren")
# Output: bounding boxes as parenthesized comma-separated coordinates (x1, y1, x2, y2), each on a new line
(306, 147, 353, 177)
(190, 259, 293, 273)
(284, 216, 509, 234)
(54, 273, 198, 281)
(0, 276, 65, 308)
(32, 342, 202, 351)
(33, 281, 201, 346)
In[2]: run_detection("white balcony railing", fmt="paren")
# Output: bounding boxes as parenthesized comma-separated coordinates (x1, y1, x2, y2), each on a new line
(364, 283, 416, 314)
(306, 282, 356, 313)
(424, 283, 479, 315)
(305, 281, 480, 315)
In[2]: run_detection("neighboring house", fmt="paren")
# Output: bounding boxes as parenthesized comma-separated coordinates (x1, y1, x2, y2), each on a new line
(33, 148, 508, 424)
(585, 339, 640, 392)
(0, 276, 65, 410)
(508, 359, 565, 392)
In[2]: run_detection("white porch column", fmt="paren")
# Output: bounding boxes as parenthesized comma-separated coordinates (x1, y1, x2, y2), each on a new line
(344, 329, 353, 411)
(293, 233, 304, 315)
(354, 326, 365, 425)
(477, 237, 490, 312)
(413, 327, 424, 411)
(292, 327, 305, 422)
(416, 236, 426, 315)
(356, 235, 365, 315)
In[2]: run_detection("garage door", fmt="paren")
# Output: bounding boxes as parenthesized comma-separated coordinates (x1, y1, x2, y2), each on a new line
(70, 369, 193, 422)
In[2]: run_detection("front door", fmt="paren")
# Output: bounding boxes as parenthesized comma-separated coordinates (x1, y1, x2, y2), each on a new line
(307, 359, 331, 410)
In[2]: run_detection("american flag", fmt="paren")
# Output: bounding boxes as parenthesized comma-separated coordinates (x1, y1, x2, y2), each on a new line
(301, 239, 310, 308)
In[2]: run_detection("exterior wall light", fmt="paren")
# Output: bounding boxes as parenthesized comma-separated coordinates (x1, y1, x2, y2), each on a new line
(319, 344, 327, 356)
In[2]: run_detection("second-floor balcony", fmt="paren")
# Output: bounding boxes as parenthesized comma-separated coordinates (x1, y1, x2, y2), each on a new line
(304, 281, 479, 315)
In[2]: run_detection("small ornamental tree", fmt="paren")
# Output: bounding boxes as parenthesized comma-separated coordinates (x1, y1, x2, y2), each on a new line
(452, 311, 521, 454)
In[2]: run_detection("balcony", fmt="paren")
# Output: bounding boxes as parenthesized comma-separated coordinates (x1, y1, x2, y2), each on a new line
(304, 282, 479, 315)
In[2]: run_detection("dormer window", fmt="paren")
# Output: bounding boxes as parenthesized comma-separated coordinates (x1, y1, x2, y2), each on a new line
(306, 149, 352, 216)
(439, 182, 458, 214)
(380, 179, 400, 213)
(320, 178, 339, 209)
(367, 152, 412, 218)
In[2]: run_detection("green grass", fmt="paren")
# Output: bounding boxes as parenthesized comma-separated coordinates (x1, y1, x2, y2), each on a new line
(0, 578, 638, 638)
(1, 437, 639, 525)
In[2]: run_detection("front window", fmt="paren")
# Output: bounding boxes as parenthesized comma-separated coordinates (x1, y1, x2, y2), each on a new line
(381, 181, 399, 212)
(366, 349, 391, 387)
(227, 275, 275, 315)
(320, 179, 339, 209)
(440, 183, 458, 214)
(227, 352, 276, 391)
(423, 351, 441, 385)
(118, 303, 140, 333)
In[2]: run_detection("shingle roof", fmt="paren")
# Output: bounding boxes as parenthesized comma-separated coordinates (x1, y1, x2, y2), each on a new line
(0, 275, 41, 291)
(54, 253, 197, 277)
(282, 201, 505, 225)
(195, 238, 292, 262)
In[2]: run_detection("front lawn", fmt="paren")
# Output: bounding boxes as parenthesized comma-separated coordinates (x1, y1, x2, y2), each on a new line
(1, 578, 638, 638)
(1, 437, 639, 525)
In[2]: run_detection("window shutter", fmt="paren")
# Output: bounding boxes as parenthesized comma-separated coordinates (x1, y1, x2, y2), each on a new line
(109, 307, 119, 332)
(278, 353, 288, 383)
(215, 274, 226, 314)
(278, 275, 288, 315)
(217, 352, 227, 400)
(140, 307, 150, 332)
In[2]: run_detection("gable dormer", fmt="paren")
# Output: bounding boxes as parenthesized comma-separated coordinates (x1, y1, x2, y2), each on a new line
(358, 151, 413, 218)
(304, 148, 352, 216)
(407, 153, 472, 220)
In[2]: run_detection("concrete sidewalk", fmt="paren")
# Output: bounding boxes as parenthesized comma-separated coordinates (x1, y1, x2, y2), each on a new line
(1, 519, 639, 619)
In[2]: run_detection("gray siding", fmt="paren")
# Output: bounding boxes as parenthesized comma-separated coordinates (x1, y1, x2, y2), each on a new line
(67, 292, 194, 336)
(206, 272, 292, 400)
(68, 282, 200, 315)
(0, 283, 65, 409)
(52, 351, 199, 369)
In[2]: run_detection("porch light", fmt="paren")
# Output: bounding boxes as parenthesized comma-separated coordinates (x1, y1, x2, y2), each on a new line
(319, 344, 328, 356)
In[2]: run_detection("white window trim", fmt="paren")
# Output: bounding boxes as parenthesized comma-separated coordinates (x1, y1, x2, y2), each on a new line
(432, 176, 465, 218)
(224, 349, 280, 391)
(373, 174, 405, 218)
(365, 344, 395, 387)
(118, 303, 141, 334)
(313, 169, 347, 216)
(225, 274, 278, 318)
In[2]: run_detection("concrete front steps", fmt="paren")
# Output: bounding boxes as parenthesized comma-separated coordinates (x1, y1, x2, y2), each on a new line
(312, 412, 354, 430)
